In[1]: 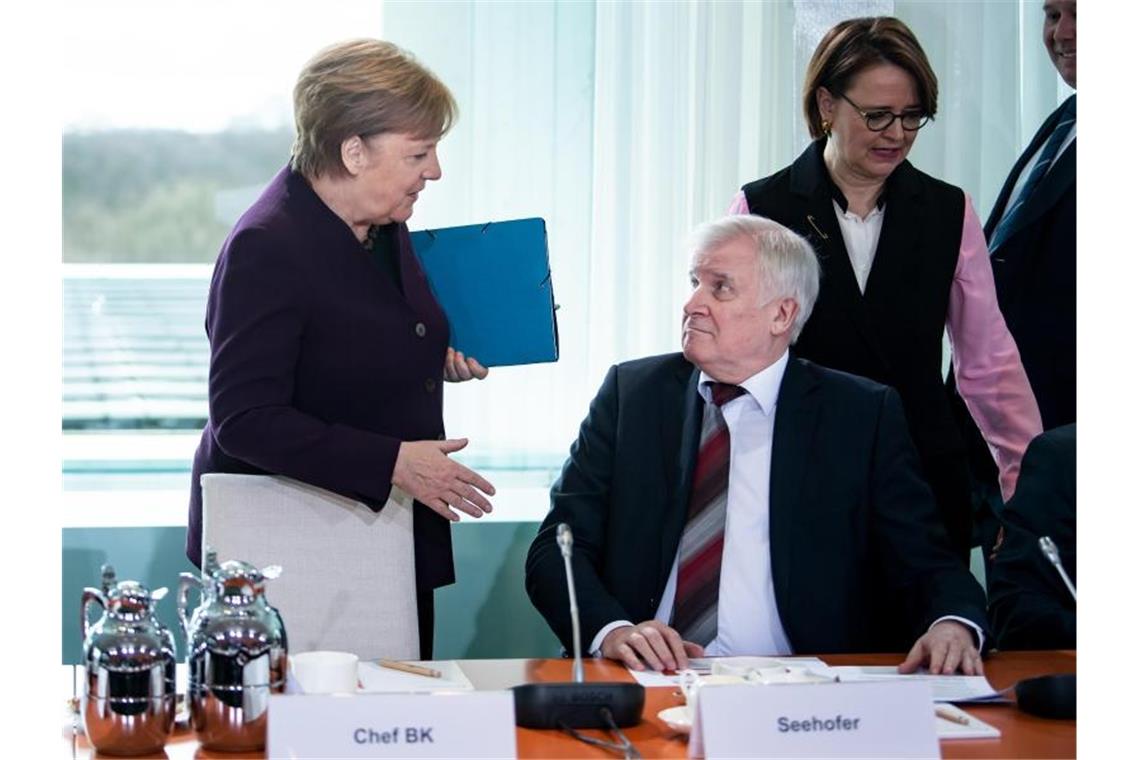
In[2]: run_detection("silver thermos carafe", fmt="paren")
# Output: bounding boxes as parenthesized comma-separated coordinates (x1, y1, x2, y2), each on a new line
(178, 548, 287, 751)
(80, 564, 177, 756)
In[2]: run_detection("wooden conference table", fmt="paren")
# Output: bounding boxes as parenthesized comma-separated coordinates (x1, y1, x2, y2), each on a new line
(64, 650, 1075, 758)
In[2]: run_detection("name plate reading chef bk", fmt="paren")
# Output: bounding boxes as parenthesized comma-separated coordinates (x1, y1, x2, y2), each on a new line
(691, 681, 938, 759)
(267, 692, 516, 758)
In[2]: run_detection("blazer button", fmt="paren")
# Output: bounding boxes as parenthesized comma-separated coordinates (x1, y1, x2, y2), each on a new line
(414, 322, 427, 338)
(436, 432, 446, 440)
(425, 378, 437, 393)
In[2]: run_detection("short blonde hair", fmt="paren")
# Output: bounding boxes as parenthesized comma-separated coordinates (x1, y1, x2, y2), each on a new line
(291, 39, 458, 179)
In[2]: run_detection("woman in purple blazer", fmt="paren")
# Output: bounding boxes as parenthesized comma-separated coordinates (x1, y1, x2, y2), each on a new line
(187, 39, 495, 657)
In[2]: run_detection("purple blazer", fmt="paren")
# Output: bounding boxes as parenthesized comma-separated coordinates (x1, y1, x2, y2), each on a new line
(187, 165, 455, 591)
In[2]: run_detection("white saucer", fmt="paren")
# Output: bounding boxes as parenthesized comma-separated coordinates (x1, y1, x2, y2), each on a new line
(658, 706, 692, 735)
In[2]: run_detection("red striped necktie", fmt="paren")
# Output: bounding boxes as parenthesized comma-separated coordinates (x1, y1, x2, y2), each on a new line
(672, 382, 746, 645)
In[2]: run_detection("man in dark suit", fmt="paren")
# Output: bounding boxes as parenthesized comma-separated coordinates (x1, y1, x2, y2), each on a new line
(526, 216, 988, 675)
(986, 0, 1076, 430)
(952, 0, 1076, 568)
(988, 425, 1076, 649)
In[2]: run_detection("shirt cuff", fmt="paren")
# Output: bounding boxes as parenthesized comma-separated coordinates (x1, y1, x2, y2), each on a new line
(590, 620, 635, 657)
(931, 615, 986, 653)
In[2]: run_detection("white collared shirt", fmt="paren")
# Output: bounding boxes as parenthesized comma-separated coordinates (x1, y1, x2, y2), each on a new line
(654, 351, 793, 655)
(833, 200, 885, 293)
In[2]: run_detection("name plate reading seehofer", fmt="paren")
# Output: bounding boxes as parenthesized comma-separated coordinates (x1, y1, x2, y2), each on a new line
(267, 692, 516, 758)
(690, 681, 939, 759)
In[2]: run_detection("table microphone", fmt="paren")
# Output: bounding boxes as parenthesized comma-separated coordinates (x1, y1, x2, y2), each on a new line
(559, 523, 586, 684)
(1038, 536, 1076, 602)
(512, 523, 645, 729)
(1011, 536, 1076, 720)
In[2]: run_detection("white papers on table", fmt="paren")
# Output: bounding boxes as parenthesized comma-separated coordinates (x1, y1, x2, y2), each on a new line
(831, 666, 1008, 703)
(628, 660, 1007, 703)
(356, 660, 474, 693)
(626, 656, 831, 687)
(626, 669, 681, 688)
(935, 703, 1002, 739)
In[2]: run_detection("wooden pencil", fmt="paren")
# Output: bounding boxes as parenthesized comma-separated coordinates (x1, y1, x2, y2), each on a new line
(378, 658, 443, 678)
(936, 706, 971, 726)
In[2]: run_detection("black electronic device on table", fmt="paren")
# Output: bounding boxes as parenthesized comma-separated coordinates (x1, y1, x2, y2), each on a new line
(512, 524, 645, 729)
(1012, 538, 1076, 720)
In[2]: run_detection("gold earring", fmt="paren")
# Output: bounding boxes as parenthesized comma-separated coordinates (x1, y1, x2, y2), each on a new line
(821, 119, 832, 136)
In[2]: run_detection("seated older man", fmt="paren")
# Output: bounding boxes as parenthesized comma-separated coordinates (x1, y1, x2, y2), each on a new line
(526, 215, 988, 674)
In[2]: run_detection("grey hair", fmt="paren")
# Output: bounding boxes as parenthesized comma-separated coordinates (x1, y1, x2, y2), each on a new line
(688, 215, 821, 342)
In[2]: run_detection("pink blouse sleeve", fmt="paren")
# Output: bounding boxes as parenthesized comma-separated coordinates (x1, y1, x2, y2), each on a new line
(727, 190, 750, 215)
(946, 194, 1043, 501)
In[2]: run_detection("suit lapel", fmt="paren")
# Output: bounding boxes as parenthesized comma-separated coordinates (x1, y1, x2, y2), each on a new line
(397, 224, 425, 306)
(984, 96, 1075, 238)
(789, 146, 865, 314)
(985, 135, 1042, 237)
(1003, 142, 1075, 242)
(660, 364, 703, 589)
(768, 358, 820, 624)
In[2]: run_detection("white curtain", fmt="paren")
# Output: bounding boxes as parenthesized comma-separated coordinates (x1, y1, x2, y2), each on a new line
(381, 0, 598, 465)
(894, 0, 1074, 214)
(587, 0, 798, 376)
(380, 0, 1070, 478)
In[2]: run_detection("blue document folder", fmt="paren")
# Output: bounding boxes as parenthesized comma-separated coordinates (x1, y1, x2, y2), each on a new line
(410, 218, 559, 367)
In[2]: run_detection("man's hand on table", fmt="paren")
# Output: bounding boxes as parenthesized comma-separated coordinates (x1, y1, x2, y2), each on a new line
(898, 620, 985, 675)
(600, 620, 704, 671)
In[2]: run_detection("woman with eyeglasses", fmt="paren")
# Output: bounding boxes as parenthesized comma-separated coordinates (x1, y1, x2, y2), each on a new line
(729, 17, 1041, 564)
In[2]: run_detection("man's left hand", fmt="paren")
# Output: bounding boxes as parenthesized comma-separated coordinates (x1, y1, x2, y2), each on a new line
(898, 621, 984, 675)
(444, 348, 489, 382)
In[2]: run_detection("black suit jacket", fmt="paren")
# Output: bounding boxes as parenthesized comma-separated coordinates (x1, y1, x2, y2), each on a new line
(985, 94, 1076, 430)
(525, 353, 988, 655)
(987, 425, 1076, 650)
(187, 165, 455, 592)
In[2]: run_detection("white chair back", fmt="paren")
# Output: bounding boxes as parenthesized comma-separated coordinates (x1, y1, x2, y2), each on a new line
(200, 473, 419, 661)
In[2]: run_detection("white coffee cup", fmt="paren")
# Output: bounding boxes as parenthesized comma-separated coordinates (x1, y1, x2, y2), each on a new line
(678, 670, 748, 720)
(711, 657, 819, 684)
(712, 656, 786, 682)
(290, 651, 359, 694)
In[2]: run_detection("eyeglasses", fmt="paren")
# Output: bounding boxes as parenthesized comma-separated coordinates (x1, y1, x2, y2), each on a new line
(839, 93, 930, 132)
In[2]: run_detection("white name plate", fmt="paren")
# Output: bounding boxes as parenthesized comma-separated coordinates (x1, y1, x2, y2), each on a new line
(691, 681, 938, 758)
(267, 691, 516, 758)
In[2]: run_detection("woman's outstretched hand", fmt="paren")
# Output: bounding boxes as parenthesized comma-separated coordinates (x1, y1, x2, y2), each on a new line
(393, 438, 495, 520)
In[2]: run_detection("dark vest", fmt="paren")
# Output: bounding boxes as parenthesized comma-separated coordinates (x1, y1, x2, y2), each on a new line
(743, 140, 965, 458)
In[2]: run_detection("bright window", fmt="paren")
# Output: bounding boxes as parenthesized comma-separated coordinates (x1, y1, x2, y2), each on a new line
(63, 0, 1068, 529)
